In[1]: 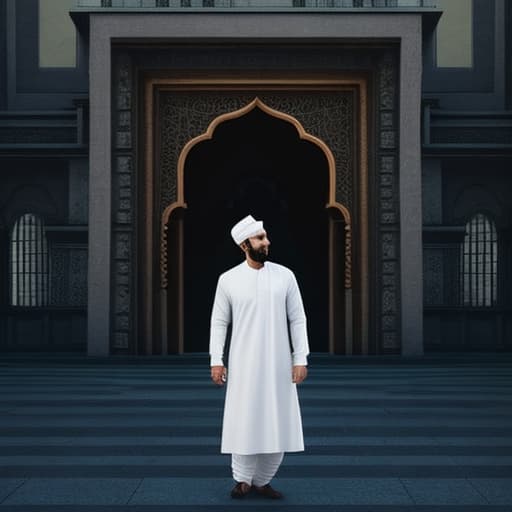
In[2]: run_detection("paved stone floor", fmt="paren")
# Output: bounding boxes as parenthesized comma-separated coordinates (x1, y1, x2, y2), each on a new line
(1, 353, 512, 511)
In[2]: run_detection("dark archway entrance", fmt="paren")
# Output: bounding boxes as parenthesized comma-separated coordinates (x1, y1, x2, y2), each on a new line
(181, 107, 329, 352)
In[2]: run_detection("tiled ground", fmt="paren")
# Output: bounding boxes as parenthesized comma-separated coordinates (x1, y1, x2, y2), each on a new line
(1, 353, 512, 511)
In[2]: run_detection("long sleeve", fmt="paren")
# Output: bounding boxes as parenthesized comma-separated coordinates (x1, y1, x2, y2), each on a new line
(209, 276, 231, 367)
(286, 273, 310, 366)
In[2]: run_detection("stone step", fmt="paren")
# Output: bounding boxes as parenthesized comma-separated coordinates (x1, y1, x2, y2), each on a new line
(1, 358, 512, 507)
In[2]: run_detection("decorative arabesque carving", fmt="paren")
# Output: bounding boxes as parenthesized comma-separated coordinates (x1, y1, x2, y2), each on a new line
(158, 94, 354, 290)
(50, 247, 87, 307)
(377, 52, 401, 351)
(159, 92, 353, 212)
(158, 92, 354, 291)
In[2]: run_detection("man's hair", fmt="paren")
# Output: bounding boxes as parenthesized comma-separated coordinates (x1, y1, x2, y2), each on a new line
(240, 238, 251, 251)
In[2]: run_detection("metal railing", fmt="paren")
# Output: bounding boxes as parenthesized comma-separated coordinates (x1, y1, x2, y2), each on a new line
(75, 0, 436, 9)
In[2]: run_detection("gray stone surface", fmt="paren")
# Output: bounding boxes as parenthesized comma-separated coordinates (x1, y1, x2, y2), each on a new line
(1, 478, 140, 505)
(130, 477, 412, 506)
(4, 355, 511, 507)
(400, 478, 488, 505)
(469, 478, 512, 505)
(398, 14, 423, 356)
(88, 15, 113, 357)
(422, 158, 443, 225)
(87, 11, 425, 357)
(68, 158, 89, 225)
(0, 479, 25, 503)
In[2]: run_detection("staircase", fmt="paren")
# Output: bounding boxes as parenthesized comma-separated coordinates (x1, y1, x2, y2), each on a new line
(1, 353, 512, 510)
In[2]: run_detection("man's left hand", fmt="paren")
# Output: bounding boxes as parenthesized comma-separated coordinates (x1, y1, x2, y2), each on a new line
(292, 365, 308, 384)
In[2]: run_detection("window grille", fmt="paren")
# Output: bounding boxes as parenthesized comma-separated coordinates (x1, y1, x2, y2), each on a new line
(461, 213, 497, 307)
(9, 214, 49, 307)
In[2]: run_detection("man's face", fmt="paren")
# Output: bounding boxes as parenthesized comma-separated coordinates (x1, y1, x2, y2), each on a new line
(244, 231, 270, 263)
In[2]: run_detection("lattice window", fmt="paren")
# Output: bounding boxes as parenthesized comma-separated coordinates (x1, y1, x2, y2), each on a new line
(461, 213, 497, 307)
(9, 214, 49, 307)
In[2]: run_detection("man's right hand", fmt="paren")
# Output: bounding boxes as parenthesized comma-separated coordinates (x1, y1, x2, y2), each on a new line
(211, 366, 227, 386)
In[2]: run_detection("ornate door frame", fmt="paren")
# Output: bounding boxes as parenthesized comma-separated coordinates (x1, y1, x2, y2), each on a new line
(142, 76, 369, 355)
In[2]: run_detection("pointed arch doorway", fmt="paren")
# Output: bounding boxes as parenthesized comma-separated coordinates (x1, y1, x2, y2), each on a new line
(163, 99, 352, 355)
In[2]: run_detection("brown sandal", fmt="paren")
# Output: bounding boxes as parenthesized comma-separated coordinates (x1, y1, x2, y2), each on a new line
(230, 481, 252, 499)
(253, 483, 283, 499)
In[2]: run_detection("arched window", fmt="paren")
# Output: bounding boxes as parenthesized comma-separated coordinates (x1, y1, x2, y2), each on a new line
(461, 213, 497, 307)
(10, 214, 49, 307)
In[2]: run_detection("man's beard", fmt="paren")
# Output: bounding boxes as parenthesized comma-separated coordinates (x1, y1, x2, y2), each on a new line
(247, 241, 268, 263)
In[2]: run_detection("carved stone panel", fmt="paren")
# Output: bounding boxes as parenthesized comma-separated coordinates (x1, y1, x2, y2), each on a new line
(376, 51, 401, 352)
(112, 54, 135, 352)
(50, 246, 88, 307)
(159, 91, 354, 213)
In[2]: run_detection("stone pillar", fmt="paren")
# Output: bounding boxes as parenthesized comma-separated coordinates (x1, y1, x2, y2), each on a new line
(399, 19, 424, 356)
(87, 15, 111, 357)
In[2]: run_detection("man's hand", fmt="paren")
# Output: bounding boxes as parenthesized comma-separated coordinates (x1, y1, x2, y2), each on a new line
(211, 365, 227, 386)
(292, 365, 308, 384)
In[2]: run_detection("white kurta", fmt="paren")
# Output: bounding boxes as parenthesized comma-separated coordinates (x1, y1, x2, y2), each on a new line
(209, 260, 309, 455)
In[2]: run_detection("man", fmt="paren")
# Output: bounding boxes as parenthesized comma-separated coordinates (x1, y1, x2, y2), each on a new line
(209, 214, 309, 500)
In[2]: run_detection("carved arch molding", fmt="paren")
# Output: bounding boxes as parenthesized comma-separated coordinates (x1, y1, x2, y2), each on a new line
(160, 93, 354, 290)
(153, 86, 361, 350)
(111, 50, 401, 355)
(159, 91, 354, 213)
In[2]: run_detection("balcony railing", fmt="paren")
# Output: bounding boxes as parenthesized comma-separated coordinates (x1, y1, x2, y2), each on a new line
(74, 0, 436, 10)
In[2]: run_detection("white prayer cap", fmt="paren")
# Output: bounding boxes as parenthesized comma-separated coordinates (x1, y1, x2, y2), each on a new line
(231, 215, 264, 245)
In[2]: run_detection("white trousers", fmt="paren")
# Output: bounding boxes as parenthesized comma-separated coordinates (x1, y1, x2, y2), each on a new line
(231, 452, 284, 486)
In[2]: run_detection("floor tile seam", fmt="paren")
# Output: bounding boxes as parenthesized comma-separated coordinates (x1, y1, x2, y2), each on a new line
(397, 477, 417, 505)
(465, 477, 491, 505)
(3, 431, 512, 436)
(11, 414, 512, 420)
(4, 476, 503, 480)
(0, 445, 436, 452)
(3, 425, 511, 430)
(6, 410, 512, 416)
(4, 374, 511, 378)
(10, 413, 512, 421)
(3, 386, 511, 392)
(0, 478, 28, 505)
(8, 381, 512, 386)
(3, 369, 512, 373)
(37, 368, 508, 371)
(8, 402, 512, 408)
(125, 477, 144, 505)
(6, 380, 512, 384)
(4, 466, 512, 474)
(8, 454, 512, 462)
(5, 440, 512, 448)
(6, 404, 512, 410)
(12, 376, 510, 379)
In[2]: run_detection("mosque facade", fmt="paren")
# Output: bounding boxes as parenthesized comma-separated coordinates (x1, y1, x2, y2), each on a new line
(0, 0, 510, 356)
